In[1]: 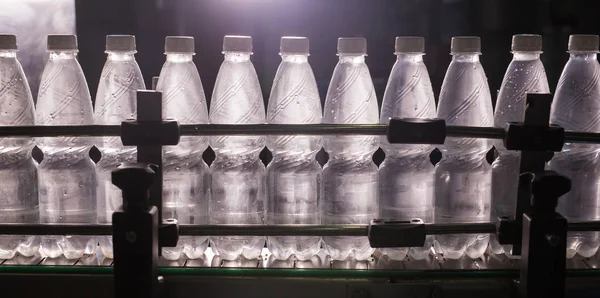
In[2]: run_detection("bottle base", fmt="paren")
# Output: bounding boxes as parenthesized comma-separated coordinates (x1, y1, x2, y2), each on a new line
(211, 236, 265, 261)
(267, 236, 321, 261)
(323, 236, 374, 261)
(163, 236, 209, 260)
(566, 232, 600, 258)
(42, 236, 96, 259)
(434, 234, 489, 259)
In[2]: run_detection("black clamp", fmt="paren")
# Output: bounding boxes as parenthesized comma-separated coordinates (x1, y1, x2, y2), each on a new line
(504, 122, 564, 152)
(387, 118, 446, 145)
(519, 171, 570, 298)
(112, 162, 165, 298)
(497, 93, 564, 256)
(367, 219, 426, 248)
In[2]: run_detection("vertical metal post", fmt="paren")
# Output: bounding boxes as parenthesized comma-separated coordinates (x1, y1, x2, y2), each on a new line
(112, 163, 159, 298)
(136, 90, 164, 246)
(512, 93, 553, 255)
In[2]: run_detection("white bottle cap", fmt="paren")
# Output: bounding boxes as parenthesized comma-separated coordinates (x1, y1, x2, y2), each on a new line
(451, 36, 480, 53)
(106, 35, 136, 52)
(152, 76, 159, 90)
(223, 35, 252, 52)
(395, 36, 424, 53)
(511, 34, 542, 52)
(337, 37, 367, 55)
(280, 36, 309, 55)
(165, 36, 195, 53)
(47, 34, 78, 51)
(568, 34, 599, 52)
(0, 34, 17, 50)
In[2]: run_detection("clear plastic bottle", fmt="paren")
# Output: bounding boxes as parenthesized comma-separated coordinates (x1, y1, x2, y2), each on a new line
(548, 34, 600, 258)
(156, 36, 210, 260)
(36, 35, 96, 259)
(95, 35, 145, 259)
(379, 37, 436, 261)
(209, 35, 266, 261)
(322, 37, 379, 261)
(490, 34, 550, 256)
(434, 36, 493, 259)
(0, 35, 39, 259)
(266, 37, 322, 261)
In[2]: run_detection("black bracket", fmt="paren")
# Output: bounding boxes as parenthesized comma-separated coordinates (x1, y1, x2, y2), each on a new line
(121, 90, 180, 253)
(367, 219, 426, 248)
(496, 93, 565, 255)
(112, 162, 161, 298)
(387, 118, 446, 144)
(519, 171, 570, 298)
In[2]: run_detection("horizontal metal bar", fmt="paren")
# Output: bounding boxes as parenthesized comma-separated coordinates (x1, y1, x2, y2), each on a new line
(424, 222, 497, 235)
(567, 221, 600, 232)
(0, 125, 121, 137)
(446, 126, 505, 140)
(0, 124, 595, 145)
(0, 224, 113, 236)
(180, 124, 388, 136)
(564, 131, 600, 144)
(0, 222, 536, 236)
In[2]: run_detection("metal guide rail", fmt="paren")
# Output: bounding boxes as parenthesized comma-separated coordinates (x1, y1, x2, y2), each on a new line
(2, 91, 600, 298)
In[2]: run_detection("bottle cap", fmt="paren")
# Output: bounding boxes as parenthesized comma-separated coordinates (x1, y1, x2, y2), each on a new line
(0, 34, 17, 50)
(106, 35, 136, 52)
(568, 34, 599, 52)
(47, 34, 78, 51)
(280, 36, 309, 54)
(223, 35, 252, 52)
(165, 36, 195, 53)
(395, 36, 424, 53)
(511, 34, 542, 52)
(451, 36, 480, 53)
(338, 37, 367, 55)
(152, 76, 159, 90)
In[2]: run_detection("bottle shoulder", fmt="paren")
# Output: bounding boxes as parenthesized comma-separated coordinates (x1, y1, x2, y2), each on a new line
(437, 60, 493, 127)
(36, 59, 93, 125)
(380, 61, 436, 121)
(324, 62, 378, 124)
(210, 60, 264, 124)
(267, 61, 321, 124)
(0, 59, 35, 125)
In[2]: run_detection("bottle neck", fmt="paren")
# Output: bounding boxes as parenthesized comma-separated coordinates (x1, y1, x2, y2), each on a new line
(451, 52, 480, 62)
(48, 50, 78, 60)
(512, 51, 541, 61)
(0, 50, 17, 58)
(107, 51, 136, 61)
(338, 54, 365, 63)
(569, 52, 598, 60)
(166, 53, 193, 62)
(224, 52, 251, 62)
(396, 53, 424, 62)
(280, 54, 308, 63)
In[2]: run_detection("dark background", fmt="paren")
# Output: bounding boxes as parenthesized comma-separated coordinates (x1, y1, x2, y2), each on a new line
(73, 0, 600, 165)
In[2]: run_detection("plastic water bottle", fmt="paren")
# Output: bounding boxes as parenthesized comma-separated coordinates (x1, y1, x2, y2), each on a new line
(548, 34, 600, 258)
(379, 37, 436, 261)
(490, 34, 549, 256)
(322, 37, 379, 261)
(156, 36, 210, 260)
(94, 35, 145, 259)
(266, 37, 322, 261)
(36, 35, 96, 259)
(434, 36, 493, 259)
(0, 35, 39, 259)
(209, 35, 266, 261)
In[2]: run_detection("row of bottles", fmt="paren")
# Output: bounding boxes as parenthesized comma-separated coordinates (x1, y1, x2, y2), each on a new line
(0, 32, 599, 262)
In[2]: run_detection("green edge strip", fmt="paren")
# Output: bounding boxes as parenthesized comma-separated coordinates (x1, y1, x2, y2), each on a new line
(0, 266, 598, 279)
